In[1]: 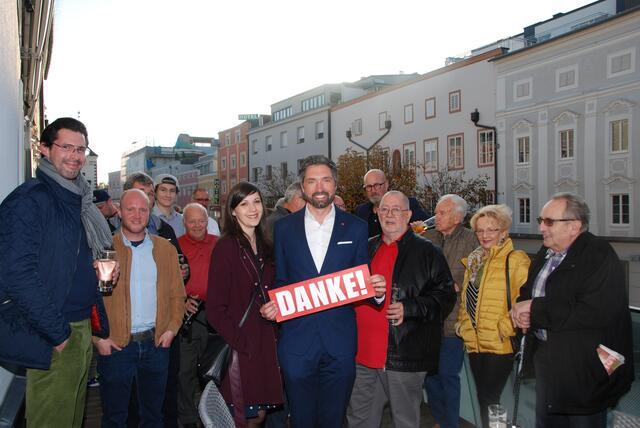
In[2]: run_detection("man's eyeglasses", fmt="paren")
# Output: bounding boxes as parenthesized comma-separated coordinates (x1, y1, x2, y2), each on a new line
(378, 207, 409, 217)
(536, 217, 577, 226)
(195, 198, 210, 203)
(51, 142, 90, 156)
(363, 182, 386, 192)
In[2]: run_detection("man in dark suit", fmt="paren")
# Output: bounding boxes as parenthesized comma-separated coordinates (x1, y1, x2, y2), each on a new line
(261, 155, 386, 427)
(354, 169, 429, 237)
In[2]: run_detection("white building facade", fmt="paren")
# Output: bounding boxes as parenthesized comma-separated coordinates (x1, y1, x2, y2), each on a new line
(495, 8, 640, 306)
(248, 76, 418, 187)
(331, 49, 504, 203)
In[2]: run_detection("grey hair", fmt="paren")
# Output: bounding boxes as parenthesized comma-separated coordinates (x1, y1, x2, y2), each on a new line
(123, 172, 154, 191)
(283, 182, 302, 202)
(298, 155, 338, 183)
(363, 168, 386, 183)
(182, 202, 208, 220)
(381, 190, 410, 209)
(551, 192, 590, 232)
(438, 194, 468, 217)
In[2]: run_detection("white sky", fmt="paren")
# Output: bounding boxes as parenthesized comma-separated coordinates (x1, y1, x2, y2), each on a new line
(44, 0, 588, 183)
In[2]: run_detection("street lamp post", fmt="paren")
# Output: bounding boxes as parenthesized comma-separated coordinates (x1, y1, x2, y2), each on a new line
(470, 108, 498, 203)
(346, 119, 392, 169)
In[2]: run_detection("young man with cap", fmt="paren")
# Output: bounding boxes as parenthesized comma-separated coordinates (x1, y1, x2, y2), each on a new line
(93, 189, 121, 233)
(152, 174, 185, 237)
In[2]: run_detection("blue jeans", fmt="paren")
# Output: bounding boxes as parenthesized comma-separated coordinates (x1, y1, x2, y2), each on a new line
(98, 338, 170, 428)
(424, 336, 465, 428)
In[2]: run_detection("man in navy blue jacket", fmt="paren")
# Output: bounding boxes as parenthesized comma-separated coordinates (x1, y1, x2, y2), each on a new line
(261, 156, 386, 427)
(0, 118, 111, 428)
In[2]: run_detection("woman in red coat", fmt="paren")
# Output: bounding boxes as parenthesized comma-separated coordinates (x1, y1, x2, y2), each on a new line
(207, 182, 283, 427)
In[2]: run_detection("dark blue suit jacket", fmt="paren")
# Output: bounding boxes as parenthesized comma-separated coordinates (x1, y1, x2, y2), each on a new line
(273, 206, 369, 357)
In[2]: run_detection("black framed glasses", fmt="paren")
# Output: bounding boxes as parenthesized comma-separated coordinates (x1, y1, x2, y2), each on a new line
(536, 217, 577, 226)
(51, 142, 90, 156)
(363, 182, 386, 192)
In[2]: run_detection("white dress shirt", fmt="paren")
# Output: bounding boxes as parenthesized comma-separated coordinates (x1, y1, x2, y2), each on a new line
(304, 204, 335, 273)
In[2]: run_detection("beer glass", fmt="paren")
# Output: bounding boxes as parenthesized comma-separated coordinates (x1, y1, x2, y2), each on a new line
(97, 249, 117, 293)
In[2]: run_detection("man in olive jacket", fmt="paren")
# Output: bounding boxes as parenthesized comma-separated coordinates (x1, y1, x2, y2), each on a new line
(423, 194, 478, 428)
(347, 191, 455, 428)
(94, 189, 185, 427)
(512, 193, 634, 428)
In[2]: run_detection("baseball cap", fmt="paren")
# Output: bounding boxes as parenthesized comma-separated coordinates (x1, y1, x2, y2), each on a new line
(92, 189, 111, 204)
(154, 174, 180, 193)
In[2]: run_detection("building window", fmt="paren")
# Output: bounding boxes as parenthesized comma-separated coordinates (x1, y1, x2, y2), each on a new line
(517, 136, 530, 164)
(280, 131, 288, 148)
(225, 134, 230, 146)
(403, 142, 416, 167)
(265, 135, 272, 152)
(612, 194, 630, 224)
(478, 130, 495, 166)
(252, 167, 261, 182)
(556, 65, 578, 91)
(447, 134, 464, 170)
(518, 198, 531, 224)
(297, 159, 304, 172)
(230, 154, 236, 169)
(301, 94, 325, 112)
(449, 90, 461, 113)
(221, 180, 227, 195)
(251, 139, 257, 154)
(315, 121, 324, 140)
(423, 138, 438, 172)
(514, 78, 532, 101)
(378, 112, 388, 130)
(273, 106, 293, 122)
(266, 165, 272, 180)
(240, 152, 246, 167)
(404, 104, 414, 124)
(297, 126, 305, 144)
(608, 48, 635, 78)
(483, 191, 496, 205)
(235, 130, 241, 144)
(281, 162, 288, 178)
(221, 157, 227, 171)
(559, 129, 574, 159)
(352, 119, 362, 136)
(425, 97, 436, 119)
(610, 119, 629, 153)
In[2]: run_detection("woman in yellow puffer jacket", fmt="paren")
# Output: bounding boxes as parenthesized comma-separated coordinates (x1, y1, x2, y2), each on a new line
(456, 204, 530, 428)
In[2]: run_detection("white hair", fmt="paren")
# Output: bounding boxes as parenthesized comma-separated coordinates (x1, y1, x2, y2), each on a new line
(438, 194, 468, 217)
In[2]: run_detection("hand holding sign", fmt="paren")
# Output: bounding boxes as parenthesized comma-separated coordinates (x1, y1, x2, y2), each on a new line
(260, 301, 278, 321)
(369, 274, 386, 298)
(267, 265, 378, 322)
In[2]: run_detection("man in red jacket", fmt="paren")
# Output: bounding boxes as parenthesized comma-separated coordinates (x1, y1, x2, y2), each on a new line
(347, 191, 455, 428)
(177, 203, 218, 428)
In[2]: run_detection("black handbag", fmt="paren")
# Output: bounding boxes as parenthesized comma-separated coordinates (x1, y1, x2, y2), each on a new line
(198, 288, 258, 385)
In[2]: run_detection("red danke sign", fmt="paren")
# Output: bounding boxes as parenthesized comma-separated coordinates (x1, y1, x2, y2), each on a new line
(268, 264, 373, 322)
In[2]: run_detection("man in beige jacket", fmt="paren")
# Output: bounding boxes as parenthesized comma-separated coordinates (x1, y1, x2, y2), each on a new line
(93, 189, 185, 427)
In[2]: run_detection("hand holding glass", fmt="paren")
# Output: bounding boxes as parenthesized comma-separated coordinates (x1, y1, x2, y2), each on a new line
(97, 250, 117, 293)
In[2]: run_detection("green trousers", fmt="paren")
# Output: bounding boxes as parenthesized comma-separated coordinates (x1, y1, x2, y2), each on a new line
(26, 319, 92, 428)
